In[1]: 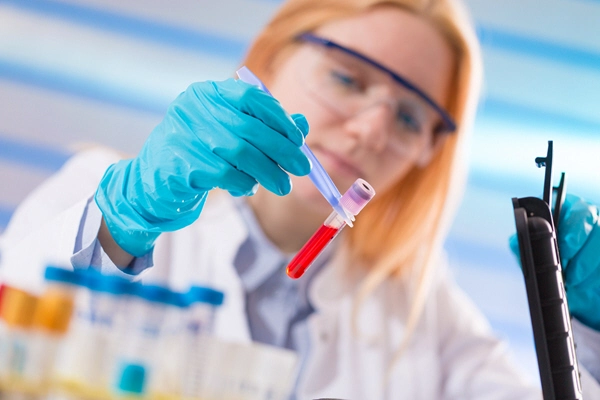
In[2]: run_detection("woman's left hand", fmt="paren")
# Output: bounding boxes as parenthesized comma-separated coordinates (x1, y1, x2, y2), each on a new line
(556, 194, 600, 331)
(509, 193, 600, 331)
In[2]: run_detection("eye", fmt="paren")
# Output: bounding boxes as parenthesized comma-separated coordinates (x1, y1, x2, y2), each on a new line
(329, 70, 363, 92)
(396, 109, 422, 133)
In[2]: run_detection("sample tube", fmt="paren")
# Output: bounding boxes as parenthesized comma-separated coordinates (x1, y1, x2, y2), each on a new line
(0, 286, 39, 399)
(113, 284, 176, 398)
(150, 291, 189, 399)
(0, 283, 10, 384)
(180, 286, 225, 399)
(53, 269, 130, 400)
(287, 178, 375, 279)
(24, 267, 77, 396)
(185, 286, 225, 336)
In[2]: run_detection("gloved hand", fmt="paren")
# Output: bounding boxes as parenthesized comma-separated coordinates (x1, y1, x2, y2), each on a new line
(510, 194, 600, 331)
(556, 194, 600, 330)
(95, 78, 311, 257)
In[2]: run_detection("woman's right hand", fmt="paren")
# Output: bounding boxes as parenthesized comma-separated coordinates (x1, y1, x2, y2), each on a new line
(94, 78, 311, 258)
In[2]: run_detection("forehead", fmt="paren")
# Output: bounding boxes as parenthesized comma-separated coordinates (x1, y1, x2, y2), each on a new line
(313, 6, 455, 106)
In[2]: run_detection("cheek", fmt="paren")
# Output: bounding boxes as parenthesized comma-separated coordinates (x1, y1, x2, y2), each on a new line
(369, 164, 406, 194)
(367, 150, 420, 194)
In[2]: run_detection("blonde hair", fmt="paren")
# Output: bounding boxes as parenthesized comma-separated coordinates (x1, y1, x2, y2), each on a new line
(243, 0, 482, 357)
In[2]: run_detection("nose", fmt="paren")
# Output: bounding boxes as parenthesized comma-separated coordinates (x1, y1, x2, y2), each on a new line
(343, 102, 394, 153)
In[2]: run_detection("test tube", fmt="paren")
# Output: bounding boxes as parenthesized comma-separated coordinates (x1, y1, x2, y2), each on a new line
(286, 178, 375, 279)
(180, 286, 225, 399)
(24, 267, 77, 396)
(113, 284, 177, 398)
(0, 286, 39, 399)
(0, 283, 10, 385)
(185, 285, 224, 336)
(53, 269, 130, 400)
(149, 290, 189, 399)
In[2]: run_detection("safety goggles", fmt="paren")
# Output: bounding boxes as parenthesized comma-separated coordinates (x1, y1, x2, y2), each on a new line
(296, 33, 456, 147)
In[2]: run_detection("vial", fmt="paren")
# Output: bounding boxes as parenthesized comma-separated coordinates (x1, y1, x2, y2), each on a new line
(287, 178, 375, 279)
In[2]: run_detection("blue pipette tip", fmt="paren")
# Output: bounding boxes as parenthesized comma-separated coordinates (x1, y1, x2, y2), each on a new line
(235, 66, 355, 226)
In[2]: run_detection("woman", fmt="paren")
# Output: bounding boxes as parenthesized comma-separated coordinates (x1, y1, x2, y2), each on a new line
(1, 0, 599, 398)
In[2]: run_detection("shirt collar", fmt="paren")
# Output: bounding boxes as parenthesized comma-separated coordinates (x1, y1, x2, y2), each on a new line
(232, 197, 292, 292)
(232, 197, 336, 294)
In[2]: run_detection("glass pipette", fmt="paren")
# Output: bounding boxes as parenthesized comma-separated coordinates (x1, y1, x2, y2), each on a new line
(235, 66, 355, 227)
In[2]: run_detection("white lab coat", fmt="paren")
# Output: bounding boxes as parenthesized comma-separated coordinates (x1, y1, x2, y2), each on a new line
(1, 148, 599, 400)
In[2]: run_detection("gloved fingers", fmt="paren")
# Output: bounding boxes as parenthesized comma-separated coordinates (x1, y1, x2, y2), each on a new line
(212, 79, 308, 146)
(291, 114, 310, 139)
(563, 218, 600, 289)
(178, 108, 301, 195)
(152, 140, 261, 199)
(183, 80, 310, 177)
(557, 194, 600, 331)
(557, 193, 599, 265)
(186, 151, 259, 197)
(228, 184, 259, 197)
(564, 285, 600, 331)
(231, 113, 311, 177)
(212, 139, 293, 196)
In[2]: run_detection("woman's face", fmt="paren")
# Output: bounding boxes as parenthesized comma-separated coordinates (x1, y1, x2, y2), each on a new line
(268, 6, 456, 212)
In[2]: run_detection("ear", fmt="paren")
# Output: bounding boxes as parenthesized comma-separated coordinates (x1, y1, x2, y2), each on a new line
(416, 133, 448, 168)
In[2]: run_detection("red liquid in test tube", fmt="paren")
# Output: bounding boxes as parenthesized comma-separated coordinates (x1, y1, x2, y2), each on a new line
(287, 225, 341, 279)
(286, 178, 376, 279)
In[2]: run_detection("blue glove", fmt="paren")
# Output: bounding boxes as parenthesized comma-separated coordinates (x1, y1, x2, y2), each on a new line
(95, 79, 311, 257)
(557, 194, 600, 330)
(510, 194, 600, 330)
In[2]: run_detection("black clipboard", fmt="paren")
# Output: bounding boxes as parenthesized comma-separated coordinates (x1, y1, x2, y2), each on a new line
(512, 141, 583, 399)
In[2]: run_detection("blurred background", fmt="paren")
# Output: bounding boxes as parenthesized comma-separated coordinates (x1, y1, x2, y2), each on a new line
(1, 0, 599, 385)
